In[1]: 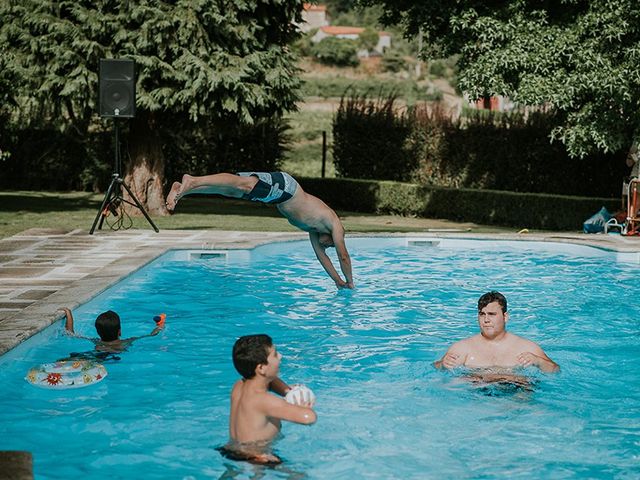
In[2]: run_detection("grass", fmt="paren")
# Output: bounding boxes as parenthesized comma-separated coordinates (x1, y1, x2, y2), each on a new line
(0, 190, 507, 240)
(300, 76, 443, 104)
(282, 142, 336, 178)
(281, 60, 454, 179)
(282, 109, 336, 178)
(285, 109, 333, 141)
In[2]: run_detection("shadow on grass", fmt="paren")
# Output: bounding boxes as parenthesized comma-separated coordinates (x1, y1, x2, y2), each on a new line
(0, 191, 285, 218)
(176, 197, 282, 218)
(0, 192, 101, 213)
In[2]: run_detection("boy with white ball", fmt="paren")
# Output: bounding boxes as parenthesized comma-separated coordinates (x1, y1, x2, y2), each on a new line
(220, 334, 316, 465)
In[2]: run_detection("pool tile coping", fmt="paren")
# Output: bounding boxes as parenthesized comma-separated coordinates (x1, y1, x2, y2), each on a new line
(1, 228, 639, 356)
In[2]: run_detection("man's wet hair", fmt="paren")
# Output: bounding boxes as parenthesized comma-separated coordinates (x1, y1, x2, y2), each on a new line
(478, 291, 508, 313)
(232, 334, 273, 379)
(95, 310, 121, 342)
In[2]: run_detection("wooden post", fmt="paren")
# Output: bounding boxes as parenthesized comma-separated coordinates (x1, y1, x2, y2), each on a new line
(0, 451, 33, 480)
(321, 130, 327, 178)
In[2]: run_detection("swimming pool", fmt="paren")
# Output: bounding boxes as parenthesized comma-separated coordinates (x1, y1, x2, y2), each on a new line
(1, 237, 639, 478)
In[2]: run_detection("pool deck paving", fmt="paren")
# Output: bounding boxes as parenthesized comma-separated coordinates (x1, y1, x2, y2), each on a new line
(1, 227, 639, 357)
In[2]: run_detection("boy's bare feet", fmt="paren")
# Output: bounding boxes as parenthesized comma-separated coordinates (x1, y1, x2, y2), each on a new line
(165, 182, 182, 211)
(165, 174, 195, 211)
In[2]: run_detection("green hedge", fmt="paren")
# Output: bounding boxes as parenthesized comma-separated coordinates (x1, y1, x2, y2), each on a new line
(299, 177, 619, 231)
(162, 115, 287, 181)
(331, 99, 627, 198)
(0, 128, 108, 191)
(310, 37, 359, 67)
(0, 117, 287, 192)
(333, 95, 416, 181)
(409, 108, 627, 197)
(300, 76, 442, 102)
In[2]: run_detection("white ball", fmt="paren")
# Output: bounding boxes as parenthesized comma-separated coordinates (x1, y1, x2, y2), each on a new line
(285, 385, 316, 406)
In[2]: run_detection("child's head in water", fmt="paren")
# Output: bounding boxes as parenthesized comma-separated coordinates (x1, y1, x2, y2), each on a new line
(232, 334, 279, 379)
(94, 310, 121, 342)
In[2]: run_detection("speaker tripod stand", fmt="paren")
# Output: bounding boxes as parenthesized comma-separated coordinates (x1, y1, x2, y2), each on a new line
(89, 120, 159, 234)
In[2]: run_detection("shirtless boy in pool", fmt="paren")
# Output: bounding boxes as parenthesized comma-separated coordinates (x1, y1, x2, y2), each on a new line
(60, 307, 164, 356)
(166, 172, 353, 289)
(220, 334, 316, 465)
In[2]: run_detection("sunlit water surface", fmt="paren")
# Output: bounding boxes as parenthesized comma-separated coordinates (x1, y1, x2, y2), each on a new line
(1, 237, 639, 479)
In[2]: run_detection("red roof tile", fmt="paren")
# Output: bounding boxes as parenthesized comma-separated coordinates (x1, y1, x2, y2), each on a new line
(319, 26, 391, 37)
(320, 26, 364, 35)
(304, 3, 327, 11)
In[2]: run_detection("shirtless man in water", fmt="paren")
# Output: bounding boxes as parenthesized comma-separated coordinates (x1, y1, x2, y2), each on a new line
(434, 291, 559, 373)
(220, 334, 316, 465)
(166, 172, 353, 289)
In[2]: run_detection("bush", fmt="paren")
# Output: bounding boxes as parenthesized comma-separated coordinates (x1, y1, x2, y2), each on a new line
(333, 100, 627, 198)
(0, 114, 289, 192)
(0, 56, 16, 164)
(299, 177, 620, 231)
(80, 127, 117, 192)
(292, 31, 315, 57)
(381, 50, 407, 73)
(0, 128, 96, 191)
(408, 106, 626, 197)
(333, 94, 417, 181)
(311, 37, 359, 67)
(300, 76, 442, 102)
(162, 114, 288, 181)
(358, 27, 379, 52)
(429, 60, 447, 78)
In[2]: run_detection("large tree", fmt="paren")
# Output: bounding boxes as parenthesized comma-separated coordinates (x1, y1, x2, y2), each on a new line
(0, 0, 303, 214)
(364, 0, 640, 158)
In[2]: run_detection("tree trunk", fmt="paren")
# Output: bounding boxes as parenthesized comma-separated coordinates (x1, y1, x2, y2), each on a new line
(123, 111, 169, 216)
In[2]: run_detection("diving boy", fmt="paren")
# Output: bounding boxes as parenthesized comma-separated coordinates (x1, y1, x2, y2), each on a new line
(221, 334, 316, 465)
(59, 307, 165, 354)
(166, 172, 353, 289)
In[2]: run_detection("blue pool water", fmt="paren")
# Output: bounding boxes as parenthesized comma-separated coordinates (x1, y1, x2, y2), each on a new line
(1, 237, 639, 479)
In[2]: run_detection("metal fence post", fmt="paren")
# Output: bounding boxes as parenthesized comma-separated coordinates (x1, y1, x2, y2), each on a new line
(321, 130, 327, 178)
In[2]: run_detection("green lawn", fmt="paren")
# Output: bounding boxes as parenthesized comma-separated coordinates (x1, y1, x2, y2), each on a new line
(0, 191, 505, 240)
(282, 109, 336, 178)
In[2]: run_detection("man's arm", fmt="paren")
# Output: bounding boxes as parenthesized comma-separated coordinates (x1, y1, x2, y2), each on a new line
(433, 343, 467, 370)
(517, 347, 560, 373)
(309, 232, 351, 288)
(330, 223, 354, 288)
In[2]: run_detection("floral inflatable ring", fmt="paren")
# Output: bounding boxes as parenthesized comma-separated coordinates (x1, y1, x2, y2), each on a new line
(25, 359, 107, 389)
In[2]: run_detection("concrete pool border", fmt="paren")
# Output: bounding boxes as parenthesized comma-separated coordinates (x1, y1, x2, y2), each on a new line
(1, 228, 639, 356)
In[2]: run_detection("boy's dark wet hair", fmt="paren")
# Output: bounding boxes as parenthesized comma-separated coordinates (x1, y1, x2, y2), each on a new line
(232, 334, 273, 379)
(95, 310, 121, 342)
(478, 291, 508, 313)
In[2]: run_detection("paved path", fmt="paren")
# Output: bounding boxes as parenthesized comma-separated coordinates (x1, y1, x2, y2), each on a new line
(1, 228, 639, 356)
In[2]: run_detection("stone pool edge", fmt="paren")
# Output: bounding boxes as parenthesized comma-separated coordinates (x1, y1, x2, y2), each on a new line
(0, 229, 306, 356)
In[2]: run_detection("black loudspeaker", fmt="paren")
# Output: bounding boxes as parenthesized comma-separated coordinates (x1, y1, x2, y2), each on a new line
(99, 59, 136, 118)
